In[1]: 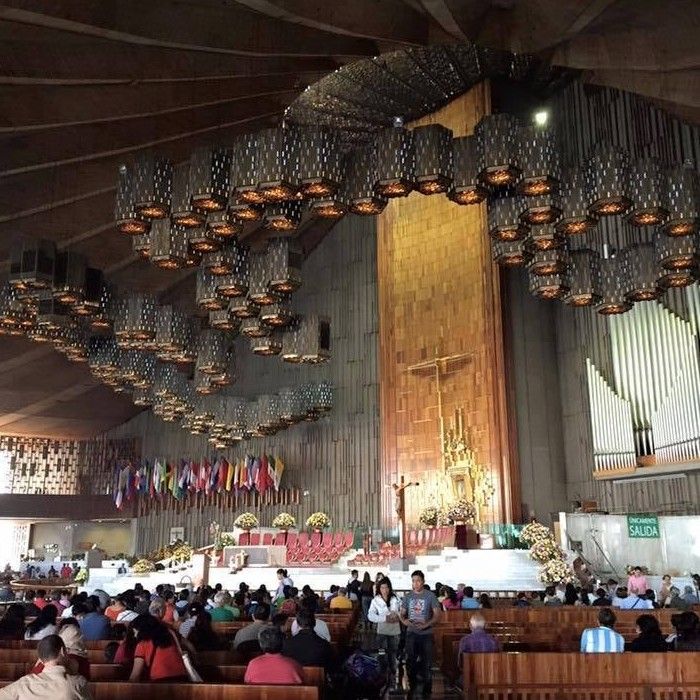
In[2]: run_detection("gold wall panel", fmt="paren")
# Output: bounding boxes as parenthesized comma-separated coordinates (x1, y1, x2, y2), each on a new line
(377, 82, 518, 528)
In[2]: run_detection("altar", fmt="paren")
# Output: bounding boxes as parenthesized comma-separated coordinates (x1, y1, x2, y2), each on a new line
(223, 545, 287, 567)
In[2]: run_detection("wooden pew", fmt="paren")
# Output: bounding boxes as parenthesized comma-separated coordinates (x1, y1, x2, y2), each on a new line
(462, 651, 700, 696)
(0, 662, 324, 685)
(88, 684, 319, 700)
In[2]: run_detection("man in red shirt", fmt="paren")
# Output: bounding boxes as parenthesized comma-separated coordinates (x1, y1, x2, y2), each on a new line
(244, 626, 303, 685)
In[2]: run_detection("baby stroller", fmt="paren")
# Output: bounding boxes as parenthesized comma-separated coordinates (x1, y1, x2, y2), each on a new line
(341, 649, 390, 700)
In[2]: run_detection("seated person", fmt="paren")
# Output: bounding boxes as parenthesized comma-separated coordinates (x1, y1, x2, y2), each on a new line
(457, 613, 500, 667)
(0, 604, 26, 641)
(580, 608, 625, 653)
(592, 588, 612, 607)
(128, 614, 188, 682)
(543, 586, 563, 606)
(329, 587, 353, 610)
(0, 635, 89, 700)
(460, 586, 480, 610)
(671, 611, 700, 651)
(629, 614, 668, 652)
(282, 609, 335, 671)
(209, 590, 236, 622)
(32, 619, 91, 680)
(244, 625, 303, 685)
(277, 586, 299, 616)
(291, 598, 331, 641)
(75, 599, 111, 641)
(25, 606, 59, 640)
(612, 586, 652, 610)
(233, 603, 272, 650)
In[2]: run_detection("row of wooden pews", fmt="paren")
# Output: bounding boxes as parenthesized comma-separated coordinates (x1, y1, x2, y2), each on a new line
(429, 607, 700, 698)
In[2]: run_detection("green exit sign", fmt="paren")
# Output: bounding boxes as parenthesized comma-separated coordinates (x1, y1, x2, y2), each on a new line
(627, 514, 660, 539)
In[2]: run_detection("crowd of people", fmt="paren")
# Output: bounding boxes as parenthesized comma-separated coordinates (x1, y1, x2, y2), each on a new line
(0, 566, 697, 699)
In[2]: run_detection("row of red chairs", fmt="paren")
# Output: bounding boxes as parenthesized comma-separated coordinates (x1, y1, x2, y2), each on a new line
(287, 531, 353, 565)
(236, 530, 354, 566)
(349, 527, 454, 566)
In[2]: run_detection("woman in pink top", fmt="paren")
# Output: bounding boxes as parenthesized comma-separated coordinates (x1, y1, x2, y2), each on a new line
(244, 626, 303, 685)
(627, 566, 648, 596)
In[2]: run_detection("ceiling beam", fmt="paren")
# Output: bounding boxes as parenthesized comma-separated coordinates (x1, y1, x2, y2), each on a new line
(0, 3, 377, 59)
(231, 0, 430, 46)
(0, 97, 292, 176)
(417, 0, 470, 41)
(0, 21, 339, 83)
(0, 75, 310, 133)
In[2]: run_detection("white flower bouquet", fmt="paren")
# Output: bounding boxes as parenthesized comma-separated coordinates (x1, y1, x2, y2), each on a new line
(520, 521, 552, 545)
(446, 498, 477, 523)
(272, 513, 297, 530)
(538, 558, 575, 585)
(418, 506, 439, 527)
(529, 538, 564, 564)
(234, 512, 259, 530)
(306, 512, 331, 530)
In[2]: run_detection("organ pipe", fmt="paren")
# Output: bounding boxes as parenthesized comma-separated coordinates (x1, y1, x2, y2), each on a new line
(586, 358, 636, 471)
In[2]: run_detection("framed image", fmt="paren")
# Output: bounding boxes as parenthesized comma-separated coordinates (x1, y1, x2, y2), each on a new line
(169, 527, 185, 543)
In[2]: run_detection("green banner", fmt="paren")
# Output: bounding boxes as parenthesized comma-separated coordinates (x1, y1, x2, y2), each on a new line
(627, 514, 660, 539)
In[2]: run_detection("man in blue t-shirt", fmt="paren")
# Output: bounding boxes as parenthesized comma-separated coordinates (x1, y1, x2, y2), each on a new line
(400, 570, 441, 698)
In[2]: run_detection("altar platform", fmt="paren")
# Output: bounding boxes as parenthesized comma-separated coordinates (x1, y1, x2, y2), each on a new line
(88, 547, 544, 596)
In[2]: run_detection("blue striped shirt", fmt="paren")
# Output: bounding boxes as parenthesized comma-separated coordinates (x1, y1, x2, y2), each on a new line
(580, 626, 625, 653)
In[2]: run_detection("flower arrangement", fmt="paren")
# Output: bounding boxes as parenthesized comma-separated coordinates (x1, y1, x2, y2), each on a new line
(419, 506, 439, 527)
(538, 558, 575, 585)
(625, 564, 649, 575)
(446, 498, 477, 523)
(74, 568, 88, 584)
(170, 542, 193, 562)
(438, 507, 454, 526)
(519, 521, 552, 546)
(234, 512, 259, 530)
(219, 533, 236, 547)
(306, 512, 331, 530)
(272, 513, 297, 530)
(529, 538, 565, 564)
(132, 559, 156, 574)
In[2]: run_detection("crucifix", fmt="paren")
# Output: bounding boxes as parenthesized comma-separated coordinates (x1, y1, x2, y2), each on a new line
(407, 351, 474, 471)
(392, 475, 419, 560)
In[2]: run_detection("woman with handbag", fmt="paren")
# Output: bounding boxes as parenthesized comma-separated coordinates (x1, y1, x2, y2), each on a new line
(128, 614, 200, 682)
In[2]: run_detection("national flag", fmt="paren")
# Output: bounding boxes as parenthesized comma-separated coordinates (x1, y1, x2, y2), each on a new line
(225, 458, 235, 491)
(219, 458, 229, 491)
(272, 455, 285, 492)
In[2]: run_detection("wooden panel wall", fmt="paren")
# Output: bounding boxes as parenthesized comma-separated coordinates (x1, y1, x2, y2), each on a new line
(105, 214, 380, 552)
(377, 82, 518, 528)
(0, 435, 82, 495)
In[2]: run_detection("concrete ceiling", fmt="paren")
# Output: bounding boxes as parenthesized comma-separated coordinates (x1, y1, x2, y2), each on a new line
(0, 0, 697, 438)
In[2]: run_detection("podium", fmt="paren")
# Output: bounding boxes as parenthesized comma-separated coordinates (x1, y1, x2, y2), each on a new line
(454, 524, 479, 550)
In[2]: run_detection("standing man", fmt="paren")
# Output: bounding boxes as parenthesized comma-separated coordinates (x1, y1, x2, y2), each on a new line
(400, 570, 441, 699)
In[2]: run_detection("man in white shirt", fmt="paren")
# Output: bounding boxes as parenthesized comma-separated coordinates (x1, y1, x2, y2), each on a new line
(612, 587, 652, 610)
(290, 599, 331, 641)
(0, 635, 91, 700)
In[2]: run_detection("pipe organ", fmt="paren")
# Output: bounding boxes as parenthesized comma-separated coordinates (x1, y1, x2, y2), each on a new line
(586, 359, 637, 471)
(586, 289, 700, 471)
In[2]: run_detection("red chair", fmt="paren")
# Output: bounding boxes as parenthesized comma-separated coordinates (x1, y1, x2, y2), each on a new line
(297, 532, 309, 548)
(262, 533, 273, 545)
(333, 532, 345, 547)
(272, 532, 285, 546)
(238, 532, 250, 545)
(285, 532, 297, 548)
(249, 532, 261, 545)
(344, 531, 353, 549)
(310, 530, 322, 548)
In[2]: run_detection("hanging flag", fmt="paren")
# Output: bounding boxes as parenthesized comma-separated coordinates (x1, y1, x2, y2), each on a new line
(189, 462, 199, 492)
(249, 456, 260, 492)
(219, 458, 229, 491)
(210, 458, 220, 493)
(232, 459, 241, 492)
(239, 458, 248, 491)
(256, 454, 270, 495)
(152, 459, 161, 495)
(273, 455, 285, 492)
